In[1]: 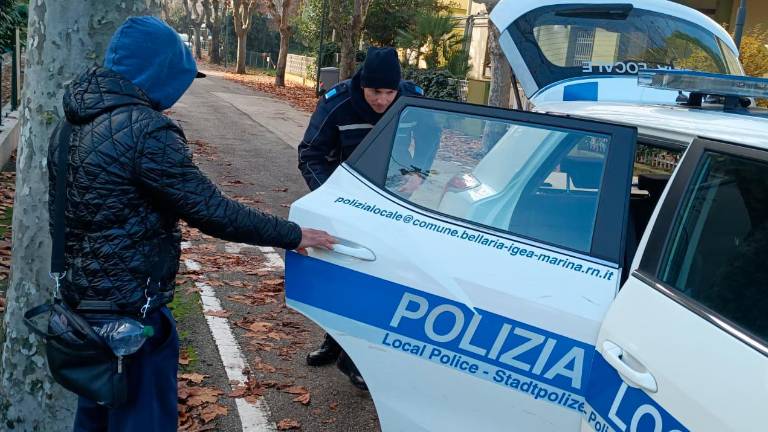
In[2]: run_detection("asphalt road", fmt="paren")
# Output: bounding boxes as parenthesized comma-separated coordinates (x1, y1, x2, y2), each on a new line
(170, 70, 381, 432)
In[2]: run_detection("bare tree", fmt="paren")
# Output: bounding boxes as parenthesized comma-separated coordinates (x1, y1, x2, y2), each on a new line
(161, 0, 172, 20)
(232, 0, 258, 74)
(486, 23, 511, 108)
(476, 0, 511, 108)
(329, 0, 373, 80)
(0, 2, 163, 429)
(261, 0, 299, 87)
(182, 0, 206, 59)
(203, 0, 226, 64)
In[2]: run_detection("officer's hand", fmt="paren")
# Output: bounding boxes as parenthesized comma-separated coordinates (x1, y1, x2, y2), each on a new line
(296, 228, 336, 255)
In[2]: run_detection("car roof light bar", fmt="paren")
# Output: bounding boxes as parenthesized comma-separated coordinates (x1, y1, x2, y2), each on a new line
(638, 69, 768, 111)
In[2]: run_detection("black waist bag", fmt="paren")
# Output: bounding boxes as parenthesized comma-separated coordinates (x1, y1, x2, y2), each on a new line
(24, 300, 129, 407)
(22, 121, 153, 408)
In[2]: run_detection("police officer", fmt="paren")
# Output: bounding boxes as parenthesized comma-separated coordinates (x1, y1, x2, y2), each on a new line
(297, 47, 425, 390)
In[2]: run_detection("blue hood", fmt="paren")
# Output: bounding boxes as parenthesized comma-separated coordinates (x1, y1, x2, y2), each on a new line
(104, 16, 197, 111)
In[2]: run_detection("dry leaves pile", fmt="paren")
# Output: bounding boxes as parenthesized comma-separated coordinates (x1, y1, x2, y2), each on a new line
(1, 66, 11, 107)
(177, 216, 318, 428)
(205, 65, 318, 113)
(189, 139, 218, 162)
(436, 129, 485, 169)
(0, 171, 15, 314)
(231, 299, 311, 361)
(198, 60, 317, 113)
(177, 373, 229, 431)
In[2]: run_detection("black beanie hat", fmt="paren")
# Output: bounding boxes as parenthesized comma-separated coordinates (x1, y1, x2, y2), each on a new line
(360, 47, 401, 90)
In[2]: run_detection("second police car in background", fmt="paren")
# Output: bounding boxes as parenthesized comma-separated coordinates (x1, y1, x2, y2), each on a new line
(286, 0, 768, 431)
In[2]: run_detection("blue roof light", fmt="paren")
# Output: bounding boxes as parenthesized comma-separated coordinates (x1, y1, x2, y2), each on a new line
(638, 69, 768, 99)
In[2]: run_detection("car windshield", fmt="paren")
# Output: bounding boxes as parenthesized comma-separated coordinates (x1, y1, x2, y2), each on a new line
(508, 5, 741, 90)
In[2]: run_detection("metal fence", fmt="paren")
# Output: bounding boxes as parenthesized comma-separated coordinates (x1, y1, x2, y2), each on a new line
(245, 51, 277, 69)
(286, 54, 316, 78)
(635, 149, 680, 172)
(0, 48, 24, 126)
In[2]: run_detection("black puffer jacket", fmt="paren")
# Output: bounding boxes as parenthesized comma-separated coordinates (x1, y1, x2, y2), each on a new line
(49, 67, 302, 315)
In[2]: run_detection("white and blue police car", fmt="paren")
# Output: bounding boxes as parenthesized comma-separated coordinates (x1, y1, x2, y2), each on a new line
(285, 1, 768, 431)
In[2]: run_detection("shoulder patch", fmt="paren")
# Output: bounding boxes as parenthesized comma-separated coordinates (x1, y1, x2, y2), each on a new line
(324, 88, 338, 100)
(401, 80, 425, 97)
(324, 82, 349, 101)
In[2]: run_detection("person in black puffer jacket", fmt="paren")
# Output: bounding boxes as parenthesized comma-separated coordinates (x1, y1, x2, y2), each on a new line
(50, 17, 334, 431)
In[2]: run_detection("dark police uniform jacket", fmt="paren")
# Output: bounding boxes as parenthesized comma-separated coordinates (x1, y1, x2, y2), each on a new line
(298, 71, 425, 191)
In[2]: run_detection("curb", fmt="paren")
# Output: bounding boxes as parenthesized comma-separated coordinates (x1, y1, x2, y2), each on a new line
(0, 104, 20, 169)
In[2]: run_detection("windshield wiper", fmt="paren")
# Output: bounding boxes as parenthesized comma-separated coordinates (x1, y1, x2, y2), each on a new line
(555, 4, 633, 20)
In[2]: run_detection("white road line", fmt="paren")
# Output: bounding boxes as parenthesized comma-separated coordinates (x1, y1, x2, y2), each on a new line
(184, 257, 276, 432)
(185, 259, 202, 272)
(256, 246, 285, 270)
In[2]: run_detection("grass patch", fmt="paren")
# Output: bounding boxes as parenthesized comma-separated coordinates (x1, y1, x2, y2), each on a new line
(248, 66, 277, 77)
(0, 204, 12, 239)
(169, 283, 201, 372)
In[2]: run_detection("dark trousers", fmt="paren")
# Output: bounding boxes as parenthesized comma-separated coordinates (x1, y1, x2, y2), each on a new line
(73, 307, 179, 432)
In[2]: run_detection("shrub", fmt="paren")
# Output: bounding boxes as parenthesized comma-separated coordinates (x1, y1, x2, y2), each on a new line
(403, 68, 460, 101)
(738, 26, 768, 107)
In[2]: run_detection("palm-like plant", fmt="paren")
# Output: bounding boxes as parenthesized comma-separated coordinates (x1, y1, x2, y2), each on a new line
(397, 11, 471, 77)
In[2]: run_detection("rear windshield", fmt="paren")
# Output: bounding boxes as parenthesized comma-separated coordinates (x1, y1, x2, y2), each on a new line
(508, 5, 741, 90)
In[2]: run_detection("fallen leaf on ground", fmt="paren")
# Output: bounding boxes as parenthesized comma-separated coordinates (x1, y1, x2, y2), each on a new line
(254, 362, 277, 373)
(282, 386, 308, 395)
(228, 386, 248, 398)
(179, 373, 207, 384)
(293, 392, 311, 405)
(204, 310, 231, 318)
(177, 379, 228, 429)
(200, 404, 228, 423)
(277, 419, 301, 430)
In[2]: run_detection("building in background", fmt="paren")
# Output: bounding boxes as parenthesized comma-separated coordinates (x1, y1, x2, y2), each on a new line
(676, 0, 767, 32)
(442, 0, 492, 104)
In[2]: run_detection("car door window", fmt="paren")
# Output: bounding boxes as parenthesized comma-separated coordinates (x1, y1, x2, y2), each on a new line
(658, 151, 768, 341)
(377, 106, 610, 253)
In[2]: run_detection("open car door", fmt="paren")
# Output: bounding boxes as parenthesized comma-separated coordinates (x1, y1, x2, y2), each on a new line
(286, 97, 637, 431)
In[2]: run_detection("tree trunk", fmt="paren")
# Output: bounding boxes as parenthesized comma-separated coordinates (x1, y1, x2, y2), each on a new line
(335, 0, 371, 81)
(486, 23, 511, 108)
(236, 32, 247, 74)
(183, 0, 205, 60)
(339, 36, 356, 80)
(193, 26, 203, 59)
(275, 29, 290, 87)
(0, 2, 163, 429)
(203, 0, 224, 64)
(232, 0, 256, 75)
(209, 26, 222, 64)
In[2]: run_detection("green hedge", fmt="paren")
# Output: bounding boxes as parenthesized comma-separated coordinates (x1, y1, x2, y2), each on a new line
(402, 68, 460, 101)
(0, 2, 26, 52)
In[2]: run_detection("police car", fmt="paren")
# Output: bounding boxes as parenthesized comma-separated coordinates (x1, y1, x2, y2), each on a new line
(285, 1, 768, 431)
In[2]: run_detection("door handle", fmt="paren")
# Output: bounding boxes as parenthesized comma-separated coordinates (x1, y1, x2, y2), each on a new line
(602, 340, 658, 393)
(330, 242, 376, 261)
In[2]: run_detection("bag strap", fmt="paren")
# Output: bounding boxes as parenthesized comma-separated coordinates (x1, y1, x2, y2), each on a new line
(24, 303, 57, 338)
(50, 121, 72, 279)
(24, 300, 108, 347)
